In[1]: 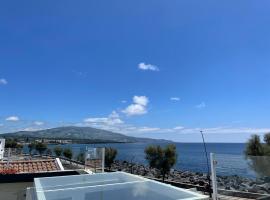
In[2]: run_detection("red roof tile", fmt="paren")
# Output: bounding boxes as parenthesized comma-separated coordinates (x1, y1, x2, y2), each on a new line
(0, 159, 60, 174)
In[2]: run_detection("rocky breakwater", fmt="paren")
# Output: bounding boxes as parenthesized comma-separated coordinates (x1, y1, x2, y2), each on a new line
(110, 160, 270, 195)
(217, 175, 270, 194)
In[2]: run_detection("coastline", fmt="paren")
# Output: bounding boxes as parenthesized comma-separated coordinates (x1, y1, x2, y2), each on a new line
(111, 160, 270, 195)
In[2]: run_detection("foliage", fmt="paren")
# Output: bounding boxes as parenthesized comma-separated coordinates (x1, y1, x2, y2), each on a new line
(46, 148, 52, 156)
(248, 156, 270, 177)
(54, 146, 63, 157)
(264, 133, 270, 146)
(28, 142, 36, 155)
(5, 139, 21, 148)
(63, 148, 73, 159)
(145, 144, 177, 181)
(105, 147, 117, 170)
(35, 142, 47, 155)
(16, 143, 23, 154)
(245, 135, 264, 156)
(245, 133, 270, 177)
(76, 152, 85, 163)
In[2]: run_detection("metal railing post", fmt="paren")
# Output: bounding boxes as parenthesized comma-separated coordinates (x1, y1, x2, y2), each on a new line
(210, 153, 218, 200)
(102, 148, 105, 173)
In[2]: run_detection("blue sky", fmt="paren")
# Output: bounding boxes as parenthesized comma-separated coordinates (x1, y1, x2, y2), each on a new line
(1, 0, 270, 142)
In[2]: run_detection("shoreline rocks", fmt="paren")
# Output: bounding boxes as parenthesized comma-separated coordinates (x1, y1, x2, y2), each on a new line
(110, 160, 270, 195)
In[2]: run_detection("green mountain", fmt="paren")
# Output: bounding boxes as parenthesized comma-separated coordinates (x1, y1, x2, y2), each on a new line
(1, 126, 170, 143)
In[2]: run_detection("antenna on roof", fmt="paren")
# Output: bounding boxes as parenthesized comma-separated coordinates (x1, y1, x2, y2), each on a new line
(200, 130, 212, 198)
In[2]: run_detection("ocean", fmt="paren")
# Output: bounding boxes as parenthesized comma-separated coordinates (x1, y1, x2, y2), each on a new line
(51, 142, 253, 177)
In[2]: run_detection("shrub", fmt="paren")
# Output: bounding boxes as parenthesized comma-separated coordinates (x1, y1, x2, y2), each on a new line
(105, 147, 117, 170)
(54, 146, 63, 157)
(145, 144, 177, 182)
(63, 148, 73, 160)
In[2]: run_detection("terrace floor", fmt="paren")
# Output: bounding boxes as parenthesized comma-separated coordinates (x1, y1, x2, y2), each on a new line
(0, 182, 33, 200)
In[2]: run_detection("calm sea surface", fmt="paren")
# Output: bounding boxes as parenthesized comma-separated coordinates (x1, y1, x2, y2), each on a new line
(46, 143, 252, 177)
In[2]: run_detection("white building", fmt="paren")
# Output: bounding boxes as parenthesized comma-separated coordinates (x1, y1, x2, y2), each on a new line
(0, 138, 5, 160)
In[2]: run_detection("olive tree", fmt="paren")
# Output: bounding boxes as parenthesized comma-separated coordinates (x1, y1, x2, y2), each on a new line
(105, 147, 117, 170)
(245, 135, 264, 156)
(35, 142, 48, 156)
(245, 134, 270, 177)
(264, 133, 270, 146)
(54, 146, 63, 157)
(76, 152, 85, 163)
(28, 142, 36, 156)
(145, 144, 177, 182)
(63, 148, 73, 160)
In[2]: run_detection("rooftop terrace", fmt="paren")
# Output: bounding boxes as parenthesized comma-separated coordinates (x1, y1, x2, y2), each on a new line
(27, 172, 208, 200)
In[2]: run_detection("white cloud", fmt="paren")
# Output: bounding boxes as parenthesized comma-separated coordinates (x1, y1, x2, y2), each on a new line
(0, 78, 7, 85)
(6, 116, 20, 121)
(121, 100, 127, 103)
(34, 121, 44, 126)
(174, 126, 184, 130)
(170, 97, 180, 101)
(196, 102, 206, 109)
(136, 127, 161, 132)
(133, 96, 148, 106)
(23, 127, 42, 131)
(122, 96, 149, 116)
(166, 126, 270, 135)
(138, 63, 159, 71)
(84, 111, 123, 126)
(122, 104, 147, 116)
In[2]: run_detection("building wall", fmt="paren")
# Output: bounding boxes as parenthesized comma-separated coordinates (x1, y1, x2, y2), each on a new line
(0, 139, 5, 160)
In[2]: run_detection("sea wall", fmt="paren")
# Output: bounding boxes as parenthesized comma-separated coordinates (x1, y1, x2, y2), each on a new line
(110, 160, 270, 195)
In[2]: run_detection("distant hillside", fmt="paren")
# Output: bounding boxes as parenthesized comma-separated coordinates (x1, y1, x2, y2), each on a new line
(1, 126, 170, 143)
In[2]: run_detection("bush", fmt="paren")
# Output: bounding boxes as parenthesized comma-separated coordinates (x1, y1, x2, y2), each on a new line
(35, 142, 48, 155)
(245, 134, 270, 177)
(264, 133, 270, 146)
(54, 146, 63, 157)
(76, 152, 85, 163)
(105, 148, 117, 170)
(245, 135, 264, 156)
(63, 148, 73, 160)
(145, 144, 177, 182)
(5, 139, 20, 148)
(28, 142, 36, 155)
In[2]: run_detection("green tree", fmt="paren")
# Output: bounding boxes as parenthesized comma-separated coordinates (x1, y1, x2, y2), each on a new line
(248, 156, 270, 177)
(54, 146, 63, 157)
(16, 143, 24, 155)
(76, 152, 85, 163)
(35, 142, 47, 155)
(46, 148, 52, 156)
(264, 133, 270, 146)
(245, 135, 264, 156)
(63, 148, 73, 160)
(245, 134, 270, 177)
(145, 144, 177, 182)
(105, 147, 117, 170)
(28, 142, 36, 155)
(5, 139, 19, 148)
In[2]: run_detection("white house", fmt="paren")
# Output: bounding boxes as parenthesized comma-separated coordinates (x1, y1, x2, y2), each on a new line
(0, 138, 5, 160)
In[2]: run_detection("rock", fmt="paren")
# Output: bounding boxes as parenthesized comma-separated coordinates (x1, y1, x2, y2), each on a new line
(110, 160, 270, 195)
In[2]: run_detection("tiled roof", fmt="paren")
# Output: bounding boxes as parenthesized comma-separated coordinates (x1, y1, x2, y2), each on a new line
(0, 159, 60, 174)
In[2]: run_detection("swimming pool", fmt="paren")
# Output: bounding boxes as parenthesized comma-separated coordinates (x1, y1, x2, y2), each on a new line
(29, 172, 208, 200)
